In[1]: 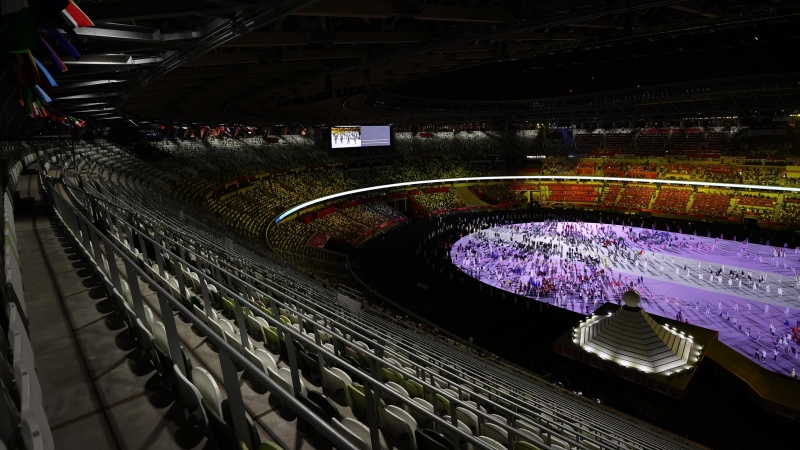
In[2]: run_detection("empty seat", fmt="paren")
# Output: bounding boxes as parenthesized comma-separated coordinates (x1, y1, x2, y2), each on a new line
(323, 367, 352, 403)
(268, 367, 306, 396)
(192, 367, 223, 417)
(332, 417, 371, 450)
(478, 435, 506, 450)
(483, 422, 509, 445)
(174, 364, 208, 427)
(245, 347, 278, 375)
(381, 404, 418, 449)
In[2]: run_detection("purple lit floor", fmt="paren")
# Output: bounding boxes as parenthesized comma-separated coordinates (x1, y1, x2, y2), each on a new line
(450, 222, 800, 377)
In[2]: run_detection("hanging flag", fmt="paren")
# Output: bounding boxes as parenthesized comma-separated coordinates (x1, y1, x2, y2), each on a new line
(1, 0, 40, 52)
(14, 53, 34, 87)
(59, 0, 92, 28)
(33, 85, 51, 103)
(46, 26, 80, 60)
(25, 50, 41, 85)
(40, 36, 67, 72)
(33, 55, 57, 86)
(61, 26, 86, 52)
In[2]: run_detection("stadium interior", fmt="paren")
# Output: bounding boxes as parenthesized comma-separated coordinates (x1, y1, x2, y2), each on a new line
(3, 1, 800, 450)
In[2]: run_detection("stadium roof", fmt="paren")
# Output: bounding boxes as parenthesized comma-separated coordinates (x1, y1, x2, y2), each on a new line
(36, 0, 800, 126)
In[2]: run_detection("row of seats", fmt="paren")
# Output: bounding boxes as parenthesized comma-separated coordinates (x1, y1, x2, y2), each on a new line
(615, 186, 654, 210)
(651, 188, 691, 214)
(51, 140, 705, 450)
(689, 193, 730, 217)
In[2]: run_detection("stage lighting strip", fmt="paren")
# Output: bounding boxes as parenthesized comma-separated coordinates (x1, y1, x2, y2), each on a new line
(275, 175, 800, 223)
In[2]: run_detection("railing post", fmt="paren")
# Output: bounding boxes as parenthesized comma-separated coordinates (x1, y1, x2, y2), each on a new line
(285, 332, 302, 398)
(234, 298, 249, 354)
(362, 369, 382, 450)
(155, 243, 167, 280)
(157, 290, 187, 378)
(125, 259, 147, 321)
(219, 348, 254, 449)
(104, 234, 123, 296)
(200, 279, 214, 319)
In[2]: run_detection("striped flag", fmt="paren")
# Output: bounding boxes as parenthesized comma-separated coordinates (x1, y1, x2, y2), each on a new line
(60, 0, 92, 28)
(1, 0, 40, 52)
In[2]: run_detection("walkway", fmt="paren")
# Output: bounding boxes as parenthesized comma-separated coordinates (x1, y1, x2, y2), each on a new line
(17, 167, 209, 450)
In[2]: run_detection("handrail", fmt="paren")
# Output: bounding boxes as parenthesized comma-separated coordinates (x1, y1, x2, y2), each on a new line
(51, 173, 502, 450)
(366, 72, 800, 108)
(66, 163, 616, 450)
(275, 175, 800, 223)
(52, 143, 708, 450)
(43, 173, 360, 450)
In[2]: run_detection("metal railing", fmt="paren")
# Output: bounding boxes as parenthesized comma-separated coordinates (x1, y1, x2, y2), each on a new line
(45, 145, 709, 450)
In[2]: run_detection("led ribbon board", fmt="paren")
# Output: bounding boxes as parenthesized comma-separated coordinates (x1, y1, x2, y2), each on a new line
(275, 175, 800, 223)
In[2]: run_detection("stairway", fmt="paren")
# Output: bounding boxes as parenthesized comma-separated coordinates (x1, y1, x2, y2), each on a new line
(773, 194, 785, 222)
(648, 188, 658, 209)
(685, 193, 696, 214)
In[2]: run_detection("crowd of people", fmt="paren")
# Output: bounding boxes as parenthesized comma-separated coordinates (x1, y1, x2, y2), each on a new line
(440, 215, 800, 375)
(414, 191, 466, 212)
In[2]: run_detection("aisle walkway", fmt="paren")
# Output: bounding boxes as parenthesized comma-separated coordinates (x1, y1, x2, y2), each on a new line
(17, 168, 208, 450)
(455, 187, 489, 207)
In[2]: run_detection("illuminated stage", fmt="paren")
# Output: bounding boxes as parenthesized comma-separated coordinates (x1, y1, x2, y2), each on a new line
(450, 221, 800, 378)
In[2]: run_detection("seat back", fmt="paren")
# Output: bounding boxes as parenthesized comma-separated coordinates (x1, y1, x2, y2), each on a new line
(477, 436, 506, 450)
(245, 314, 262, 339)
(332, 418, 369, 450)
(223, 331, 244, 353)
(483, 423, 509, 445)
(279, 367, 305, 394)
(174, 364, 208, 426)
(14, 362, 52, 450)
(382, 405, 417, 447)
(342, 417, 372, 450)
(298, 393, 330, 423)
(456, 407, 478, 433)
(299, 351, 319, 379)
(192, 367, 222, 416)
(549, 434, 570, 450)
(120, 279, 133, 306)
(143, 305, 155, 331)
(416, 429, 450, 450)
(513, 441, 541, 450)
(516, 430, 545, 447)
(193, 304, 207, 324)
(407, 397, 433, 427)
(20, 416, 43, 450)
(402, 379, 424, 398)
(386, 381, 409, 399)
(307, 391, 341, 423)
(135, 318, 154, 351)
(346, 384, 367, 419)
(153, 321, 169, 356)
(268, 367, 291, 394)
(263, 326, 279, 346)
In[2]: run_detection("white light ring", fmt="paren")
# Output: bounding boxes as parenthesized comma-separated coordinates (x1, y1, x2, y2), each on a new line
(275, 175, 797, 223)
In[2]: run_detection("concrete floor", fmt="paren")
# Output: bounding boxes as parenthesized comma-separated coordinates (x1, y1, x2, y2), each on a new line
(18, 171, 211, 450)
(17, 169, 356, 450)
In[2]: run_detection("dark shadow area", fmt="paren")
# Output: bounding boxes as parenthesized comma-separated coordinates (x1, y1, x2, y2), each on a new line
(354, 207, 800, 450)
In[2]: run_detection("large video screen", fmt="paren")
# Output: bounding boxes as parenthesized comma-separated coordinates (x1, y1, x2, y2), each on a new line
(331, 126, 391, 148)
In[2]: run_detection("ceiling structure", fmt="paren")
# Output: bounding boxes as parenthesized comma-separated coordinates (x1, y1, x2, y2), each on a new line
(356, 72, 800, 123)
(42, 0, 800, 127)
